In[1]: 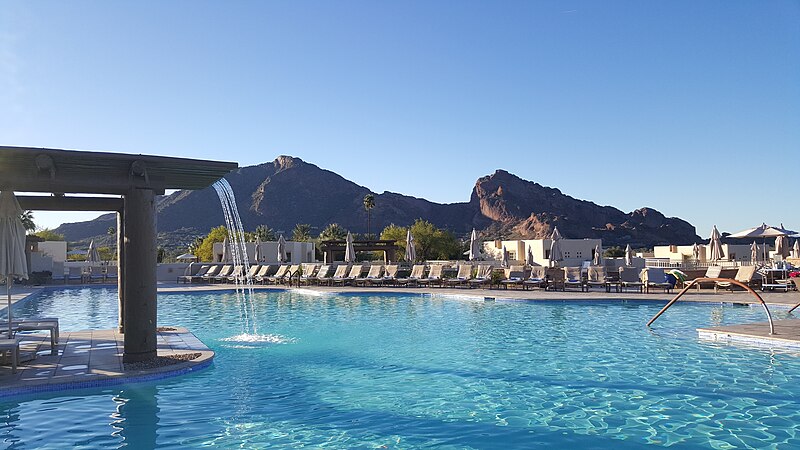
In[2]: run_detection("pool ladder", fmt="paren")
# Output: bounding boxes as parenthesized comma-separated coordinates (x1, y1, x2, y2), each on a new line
(646, 277, 776, 335)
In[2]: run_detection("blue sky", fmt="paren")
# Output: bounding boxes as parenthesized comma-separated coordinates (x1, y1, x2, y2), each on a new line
(2, 1, 798, 238)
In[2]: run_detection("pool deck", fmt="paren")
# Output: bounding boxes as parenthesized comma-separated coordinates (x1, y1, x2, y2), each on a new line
(0, 326, 213, 398)
(1, 281, 799, 396)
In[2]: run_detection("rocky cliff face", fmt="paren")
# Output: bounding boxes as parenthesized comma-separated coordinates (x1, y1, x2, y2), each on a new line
(55, 156, 699, 248)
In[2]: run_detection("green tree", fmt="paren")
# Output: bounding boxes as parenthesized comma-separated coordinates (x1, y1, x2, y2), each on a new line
(380, 224, 408, 260)
(196, 226, 229, 262)
(254, 224, 276, 241)
(107, 227, 117, 260)
(409, 219, 460, 261)
(319, 223, 348, 241)
(603, 246, 625, 258)
(20, 210, 35, 233)
(98, 246, 115, 262)
(292, 223, 312, 242)
(34, 228, 64, 241)
(188, 236, 205, 255)
(363, 194, 375, 239)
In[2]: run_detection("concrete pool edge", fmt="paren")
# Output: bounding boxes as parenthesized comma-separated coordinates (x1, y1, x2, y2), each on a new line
(0, 327, 215, 399)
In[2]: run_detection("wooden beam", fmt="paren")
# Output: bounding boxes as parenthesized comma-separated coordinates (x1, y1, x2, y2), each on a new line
(17, 196, 123, 212)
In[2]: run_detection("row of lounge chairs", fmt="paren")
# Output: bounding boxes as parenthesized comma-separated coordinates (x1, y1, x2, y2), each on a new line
(177, 263, 677, 292)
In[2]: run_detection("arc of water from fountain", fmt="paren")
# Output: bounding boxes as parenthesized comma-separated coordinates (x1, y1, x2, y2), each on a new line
(213, 179, 258, 336)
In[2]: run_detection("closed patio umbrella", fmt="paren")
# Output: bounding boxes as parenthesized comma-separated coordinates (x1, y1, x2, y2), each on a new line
(344, 232, 355, 263)
(751, 241, 759, 263)
(87, 239, 100, 263)
(253, 237, 262, 263)
(221, 237, 230, 263)
(549, 227, 563, 267)
(692, 243, 700, 261)
(775, 235, 790, 259)
(501, 246, 509, 268)
(709, 225, 725, 263)
(624, 244, 633, 266)
(793, 240, 800, 259)
(526, 246, 535, 266)
(0, 191, 28, 337)
(277, 235, 287, 263)
(404, 229, 416, 262)
(592, 244, 602, 266)
(468, 229, 481, 261)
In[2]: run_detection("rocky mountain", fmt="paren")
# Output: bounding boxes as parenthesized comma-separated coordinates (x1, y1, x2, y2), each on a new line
(54, 155, 699, 248)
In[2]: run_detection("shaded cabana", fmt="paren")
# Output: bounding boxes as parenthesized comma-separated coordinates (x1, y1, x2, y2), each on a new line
(0, 146, 236, 362)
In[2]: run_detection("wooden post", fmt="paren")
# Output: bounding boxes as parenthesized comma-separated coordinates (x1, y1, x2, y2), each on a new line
(123, 188, 157, 362)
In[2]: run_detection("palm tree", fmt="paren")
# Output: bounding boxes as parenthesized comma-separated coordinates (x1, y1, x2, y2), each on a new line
(292, 223, 312, 242)
(20, 210, 35, 233)
(363, 194, 375, 239)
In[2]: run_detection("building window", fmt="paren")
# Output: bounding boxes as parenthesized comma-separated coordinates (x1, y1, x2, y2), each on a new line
(545, 249, 551, 259)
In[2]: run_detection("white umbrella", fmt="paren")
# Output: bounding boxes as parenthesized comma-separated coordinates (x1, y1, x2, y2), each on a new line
(751, 241, 759, 263)
(592, 244, 602, 266)
(277, 235, 287, 263)
(728, 223, 786, 239)
(501, 246, 509, 268)
(221, 237, 231, 263)
(793, 240, 800, 259)
(549, 227, 563, 267)
(624, 244, 633, 266)
(0, 191, 28, 337)
(468, 229, 481, 261)
(253, 237, 263, 262)
(526, 246, 535, 266)
(404, 229, 416, 262)
(87, 239, 101, 263)
(775, 235, 790, 259)
(344, 232, 355, 263)
(692, 243, 700, 261)
(176, 253, 197, 261)
(709, 225, 725, 263)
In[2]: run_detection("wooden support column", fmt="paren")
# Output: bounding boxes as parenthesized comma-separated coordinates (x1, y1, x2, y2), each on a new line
(117, 211, 125, 334)
(123, 188, 157, 362)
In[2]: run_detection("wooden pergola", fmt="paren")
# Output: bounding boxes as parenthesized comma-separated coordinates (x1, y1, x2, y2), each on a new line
(318, 239, 399, 264)
(0, 146, 237, 362)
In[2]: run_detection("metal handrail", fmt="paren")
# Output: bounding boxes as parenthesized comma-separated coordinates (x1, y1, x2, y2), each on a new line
(646, 277, 775, 335)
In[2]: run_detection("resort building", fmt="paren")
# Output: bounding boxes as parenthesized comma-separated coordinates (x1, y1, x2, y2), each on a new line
(653, 243, 768, 264)
(212, 240, 315, 264)
(483, 238, 602, 267)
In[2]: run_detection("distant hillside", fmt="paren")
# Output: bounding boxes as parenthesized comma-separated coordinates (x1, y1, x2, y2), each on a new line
(55, 155, 699, 248)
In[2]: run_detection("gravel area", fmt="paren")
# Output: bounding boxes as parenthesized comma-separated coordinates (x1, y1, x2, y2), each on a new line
(124, 352, 202, 371)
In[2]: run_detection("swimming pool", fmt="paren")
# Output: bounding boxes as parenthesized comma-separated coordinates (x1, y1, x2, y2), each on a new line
(2, 288, 800, 448)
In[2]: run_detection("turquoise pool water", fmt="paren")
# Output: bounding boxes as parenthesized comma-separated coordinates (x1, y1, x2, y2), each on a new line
(2, 288, 800, 449)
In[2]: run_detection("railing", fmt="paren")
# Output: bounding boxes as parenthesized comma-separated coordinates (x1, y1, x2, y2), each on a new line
(646, 277, 775, 335)
(644, 259, 749, 269)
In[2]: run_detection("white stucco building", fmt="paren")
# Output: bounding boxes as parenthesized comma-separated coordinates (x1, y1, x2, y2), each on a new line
(483, 238, 602, 267)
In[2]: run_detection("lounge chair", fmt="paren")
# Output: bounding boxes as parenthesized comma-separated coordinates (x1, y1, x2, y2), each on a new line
(298, 264, 319, 285)
(326, 264, 351, 285)
(87, 265, 105, 283)
(334, 265, 363, 286)
(212, 265, 234, 283)
(177, 264, 209, 284)
(715, 266, 759, 292)
(66, 267, 84, 284)
(264, 265, 290, 284)
(468, 264, 493, 288)
(200, 265, 222, 283)
(446, 264, 473, 287)
(545, 267, 565, 291)
(2, 318, 60, 355)
(618, 266, 643, 292)
(418, 264, 443, 287)
(307, 265, 330, 285)
(563, 267, 585, 291)
(0, 338, 20, 373)
(374, 264, 399, 286)
(693, 266, 722, 290)
(500, 265, 525, 289)
(243, 265, 261, 283)
(225, 265, 245, 283)
(396, 265, 426, 286)
(523, 266, 546, 290)
(586, 266, 610, 292)
(104, 266, 118, 283)
(253, 265, 275, 284)
(281, 265, 301, 285)
(356, 265, 384, 286)
(643, 268, 673, 293)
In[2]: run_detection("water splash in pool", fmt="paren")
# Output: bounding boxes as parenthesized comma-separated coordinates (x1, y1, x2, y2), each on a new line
(212, 178, 258, 335)
(220, 333, 295, 345)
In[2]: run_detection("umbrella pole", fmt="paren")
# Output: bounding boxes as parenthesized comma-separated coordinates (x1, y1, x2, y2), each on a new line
(6, 277, 11, 338)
